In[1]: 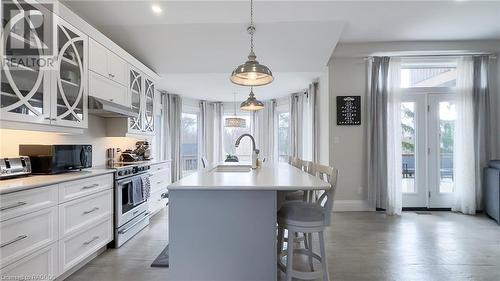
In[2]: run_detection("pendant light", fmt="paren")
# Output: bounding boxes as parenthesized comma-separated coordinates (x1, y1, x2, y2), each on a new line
(240, 87, 264, 111)
(225, 93, 247, 128)
(230, 0, 273, 86)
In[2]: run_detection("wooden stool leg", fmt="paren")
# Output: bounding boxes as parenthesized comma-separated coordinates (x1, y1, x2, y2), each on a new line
(319, 231, 329, 281)
(285, 230, 295, 281)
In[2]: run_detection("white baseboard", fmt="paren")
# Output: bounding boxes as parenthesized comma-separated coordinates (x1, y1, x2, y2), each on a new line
(333, 200, 373, 212)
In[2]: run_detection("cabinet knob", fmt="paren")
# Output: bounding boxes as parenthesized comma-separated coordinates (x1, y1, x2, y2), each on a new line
(108, 73, 115, 78)
(109, 99, 114, 102)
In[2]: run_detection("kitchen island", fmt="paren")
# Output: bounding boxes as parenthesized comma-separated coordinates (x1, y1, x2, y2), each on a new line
(167, 162, 330, 281)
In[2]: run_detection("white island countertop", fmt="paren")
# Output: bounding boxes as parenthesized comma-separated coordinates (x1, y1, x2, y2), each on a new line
(0, 168, 115, 194)
(168, 162, 330, 191)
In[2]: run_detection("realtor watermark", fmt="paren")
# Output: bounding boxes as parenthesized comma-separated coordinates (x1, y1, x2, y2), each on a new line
(0, 275, 55, 280)
(2, 0, 55, 70)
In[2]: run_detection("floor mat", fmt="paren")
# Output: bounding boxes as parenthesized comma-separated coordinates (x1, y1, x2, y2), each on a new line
(151, 244, 169, 267)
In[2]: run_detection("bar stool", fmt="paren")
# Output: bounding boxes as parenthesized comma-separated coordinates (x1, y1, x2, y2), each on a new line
(277, 164, 338, 281)
(285, 159, 314, 202)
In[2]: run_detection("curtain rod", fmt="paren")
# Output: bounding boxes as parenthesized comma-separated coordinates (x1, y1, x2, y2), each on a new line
(364, 54, 497, 60)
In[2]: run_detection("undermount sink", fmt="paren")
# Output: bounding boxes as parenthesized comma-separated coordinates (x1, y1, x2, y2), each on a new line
(210, 165, 252, 173)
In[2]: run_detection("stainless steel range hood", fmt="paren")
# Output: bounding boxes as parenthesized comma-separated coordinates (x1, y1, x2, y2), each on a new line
(88, 96, 139, 118)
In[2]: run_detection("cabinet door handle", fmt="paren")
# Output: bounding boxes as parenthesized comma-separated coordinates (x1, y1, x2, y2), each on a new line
(0, 201, 27, 211)
(156, 181, 162, 185)
(44, 117, 51, 120)
(83, 236, 100, 245)
(108, 73, 115, 78)
(161, 192, 168, 199)
(109, 98, 114, 102)
(0, 235, 28, 248)
(81, 183, 99, 190)
(83, 207, 100, 215)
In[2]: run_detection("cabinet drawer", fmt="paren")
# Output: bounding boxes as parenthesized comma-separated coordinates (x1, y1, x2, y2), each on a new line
(150, 162, 170, 174)
(0, 243, 58, 280)
(59, 174, 112, 203)
(89, 71, 129, 107)
(0, 207, 58, 268)
(0, 185, 58, 222)
(107, 52, 128, 86)
(59, 190, 112, 238)
(148, 189, 168, 215)
(59, 218, 112, 272)
(88, 38, 107, 77)
(150, 171, 170, 194)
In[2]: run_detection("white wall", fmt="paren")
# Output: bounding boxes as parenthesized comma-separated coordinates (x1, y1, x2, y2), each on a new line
(0, 116, 141, 167)
(329, 58, 368, 203)
(328, 40, 500, 210)
(317, 69, 330, 165)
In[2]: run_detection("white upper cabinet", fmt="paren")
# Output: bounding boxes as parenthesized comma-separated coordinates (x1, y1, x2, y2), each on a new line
(1, 3, 88, 130)
(128, 67, 144, 134)
(143, 76, 155, 133)
(51, 17, 88, 128)
(0, 1, 52, 125)
(89, 38, 128, 86)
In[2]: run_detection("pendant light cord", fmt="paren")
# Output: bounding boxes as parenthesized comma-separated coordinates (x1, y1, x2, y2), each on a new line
(249, 0, 254, 53)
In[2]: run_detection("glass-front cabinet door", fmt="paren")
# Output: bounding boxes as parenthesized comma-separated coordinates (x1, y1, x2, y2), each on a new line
(1, 1, 52, 124)
(51, 17, 87, 128)
(129, 68, 143, 133)
(143, 77, 154, 133)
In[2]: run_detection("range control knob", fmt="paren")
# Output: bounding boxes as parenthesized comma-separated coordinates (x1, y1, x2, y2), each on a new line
(118, 171, 124, 176)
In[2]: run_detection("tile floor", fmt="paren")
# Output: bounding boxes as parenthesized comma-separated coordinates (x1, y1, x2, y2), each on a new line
(67, 208, 500, 281)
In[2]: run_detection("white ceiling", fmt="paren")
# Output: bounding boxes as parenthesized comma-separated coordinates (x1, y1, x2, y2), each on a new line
(62, 0, 500, 101)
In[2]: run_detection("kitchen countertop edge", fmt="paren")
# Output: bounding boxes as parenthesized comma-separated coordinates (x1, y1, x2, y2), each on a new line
(0, 168, 115, 195)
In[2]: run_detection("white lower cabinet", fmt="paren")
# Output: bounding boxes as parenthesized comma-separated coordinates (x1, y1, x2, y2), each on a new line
(0, 173, 114, 280)
(148, 162, 171, 216)
(59, 218, 112, 273)
(0, 207, 58, 268)
(59, 190, 112, 237)
(0, 243, 58, 281)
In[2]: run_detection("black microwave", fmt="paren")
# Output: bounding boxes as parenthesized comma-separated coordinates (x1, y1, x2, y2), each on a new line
(19, 145, 92, 174)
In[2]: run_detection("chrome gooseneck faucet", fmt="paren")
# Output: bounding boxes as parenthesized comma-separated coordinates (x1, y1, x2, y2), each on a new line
(235, 133, 259, 168)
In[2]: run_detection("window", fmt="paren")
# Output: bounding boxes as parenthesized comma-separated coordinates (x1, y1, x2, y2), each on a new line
(181, 112, 199, 176)
(223, 113, 252, 162)
(401, 60, 457, 88)
(278, 112, 290, 162)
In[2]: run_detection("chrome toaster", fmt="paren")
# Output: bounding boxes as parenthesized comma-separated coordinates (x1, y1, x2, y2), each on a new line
(0, 156, 32, 179)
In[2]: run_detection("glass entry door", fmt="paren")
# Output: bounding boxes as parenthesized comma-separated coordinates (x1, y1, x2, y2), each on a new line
(401, 93, 456, 208)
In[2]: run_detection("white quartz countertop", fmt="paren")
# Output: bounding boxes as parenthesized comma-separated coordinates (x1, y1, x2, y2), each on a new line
(168, 162, 330, 191)
(0, 168, 115, 195)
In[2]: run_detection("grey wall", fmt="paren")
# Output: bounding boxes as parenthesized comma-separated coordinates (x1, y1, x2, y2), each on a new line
(328, 40, 500, 203)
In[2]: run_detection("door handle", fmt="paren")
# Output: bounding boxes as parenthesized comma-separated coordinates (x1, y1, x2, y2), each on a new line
(83, 207, 100, 215)
(81, 183, 99, 190)
(83, 236, 100, 245)
(0, 235, 28, 248)
(0, 201, 27, 211)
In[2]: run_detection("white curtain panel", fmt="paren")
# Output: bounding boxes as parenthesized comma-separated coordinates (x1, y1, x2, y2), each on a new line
(163, 93, 182, 182)
(289, 93, 305, 159)
(472, 56, 491, 210)
(386, 58, 403, 216)
(254, 100, 278, 163)
(309, 82, 319, 163)
(212, 103, 224, 163)
(453, 57, 476, 215)
(367, 57, 390, 211)
(199, 101, 214, 164)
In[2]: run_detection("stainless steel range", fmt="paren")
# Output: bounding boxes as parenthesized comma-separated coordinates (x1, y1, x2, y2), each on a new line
(113, 162, 151, 248)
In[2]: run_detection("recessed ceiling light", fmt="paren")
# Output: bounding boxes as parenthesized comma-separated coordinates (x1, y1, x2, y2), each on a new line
(151, 4, 162, 14)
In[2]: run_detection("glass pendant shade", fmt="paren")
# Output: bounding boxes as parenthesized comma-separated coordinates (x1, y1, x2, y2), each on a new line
(225, 117, 247, 128)
(240, 89, 264, 111)
(230, 52, 274, 86)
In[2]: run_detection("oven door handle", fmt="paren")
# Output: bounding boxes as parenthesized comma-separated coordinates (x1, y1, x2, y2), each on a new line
(118, 212, 149, 234)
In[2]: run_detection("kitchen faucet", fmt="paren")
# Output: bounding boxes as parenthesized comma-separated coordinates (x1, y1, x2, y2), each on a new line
(235, 133, 259, 169)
